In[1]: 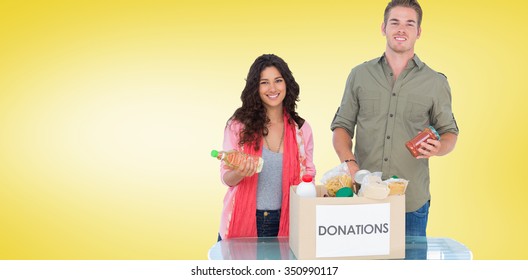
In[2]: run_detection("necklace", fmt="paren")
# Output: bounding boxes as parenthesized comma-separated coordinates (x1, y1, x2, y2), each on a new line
(264, 126, 285, 153)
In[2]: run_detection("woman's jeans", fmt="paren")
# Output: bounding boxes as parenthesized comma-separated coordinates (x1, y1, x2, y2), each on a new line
(256, 210, 280, 237)
(217, 209, 281, 242)
(405, 200, 430, 236)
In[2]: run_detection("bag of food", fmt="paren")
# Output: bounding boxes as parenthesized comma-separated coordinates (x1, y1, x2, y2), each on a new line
(358, 174, 390, 199)
(384, 178, 409, 195)
(320, 162, 355, 197)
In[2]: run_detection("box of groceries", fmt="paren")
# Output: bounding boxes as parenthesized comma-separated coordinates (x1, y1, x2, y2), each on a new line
(289, 165, 406, 260)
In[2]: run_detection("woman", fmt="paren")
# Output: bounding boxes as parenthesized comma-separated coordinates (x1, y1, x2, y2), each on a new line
(218, 54, 316, 240)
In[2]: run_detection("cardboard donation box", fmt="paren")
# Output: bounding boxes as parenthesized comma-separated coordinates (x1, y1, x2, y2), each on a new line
(289, 185, 405, 259)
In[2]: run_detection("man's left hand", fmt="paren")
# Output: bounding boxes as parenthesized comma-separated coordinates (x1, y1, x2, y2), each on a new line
(416, 138, 441, 159)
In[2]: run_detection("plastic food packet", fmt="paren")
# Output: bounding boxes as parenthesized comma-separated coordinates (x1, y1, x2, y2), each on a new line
(356, 172, 409, 198)
(357, 172, 390, 200)
(320, 163, 355, 197)
(384, 178, 409, 195)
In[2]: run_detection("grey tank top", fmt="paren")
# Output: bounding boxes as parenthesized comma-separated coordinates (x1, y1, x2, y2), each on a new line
(256, 147, 283, 210)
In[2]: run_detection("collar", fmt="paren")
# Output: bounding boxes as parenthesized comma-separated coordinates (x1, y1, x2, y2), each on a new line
(376, 53, 425, 70)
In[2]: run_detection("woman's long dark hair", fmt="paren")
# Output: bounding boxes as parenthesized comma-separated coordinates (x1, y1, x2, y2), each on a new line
(230, 54, 304, 151)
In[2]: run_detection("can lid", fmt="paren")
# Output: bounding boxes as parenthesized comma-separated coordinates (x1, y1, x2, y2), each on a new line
(428, 126, 441, 140)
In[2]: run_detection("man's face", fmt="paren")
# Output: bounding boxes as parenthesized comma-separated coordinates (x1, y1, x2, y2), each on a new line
(382, 6, 421, 55)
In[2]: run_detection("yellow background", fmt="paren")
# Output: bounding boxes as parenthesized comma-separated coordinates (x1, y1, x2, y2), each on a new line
(1, 0, 527, 260)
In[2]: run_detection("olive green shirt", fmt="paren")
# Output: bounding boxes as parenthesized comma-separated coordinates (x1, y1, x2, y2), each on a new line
(331, 54, 459, 212)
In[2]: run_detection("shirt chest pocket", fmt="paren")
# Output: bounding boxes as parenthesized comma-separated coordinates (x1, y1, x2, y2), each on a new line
(405, 95, 432, 123)
(357, 90, 380, 118)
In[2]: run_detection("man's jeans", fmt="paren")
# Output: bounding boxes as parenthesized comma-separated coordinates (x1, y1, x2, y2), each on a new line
(405, 200, 430, 236)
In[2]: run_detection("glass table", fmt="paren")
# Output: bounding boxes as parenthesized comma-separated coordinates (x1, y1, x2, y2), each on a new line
(208, 236, 472, 260)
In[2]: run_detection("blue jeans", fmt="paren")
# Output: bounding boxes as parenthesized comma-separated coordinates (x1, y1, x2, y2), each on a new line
(216, 209, 281, 241)
(256, 210, 280, 237)
(405, 200, 430, 237)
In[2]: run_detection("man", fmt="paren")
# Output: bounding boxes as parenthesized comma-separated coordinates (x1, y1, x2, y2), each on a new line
(331, 0, 459, 236)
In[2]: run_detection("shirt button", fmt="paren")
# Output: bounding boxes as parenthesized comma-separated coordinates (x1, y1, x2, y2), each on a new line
(387, 136, 391, 139)
(392, 93, 396, 96)
(390, 73, 393, 76)
(389, 114, 394, 117)
(384, 158, 388, 161)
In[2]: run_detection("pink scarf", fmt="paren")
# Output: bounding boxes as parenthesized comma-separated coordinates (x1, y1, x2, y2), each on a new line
(226, 113, 301, 238)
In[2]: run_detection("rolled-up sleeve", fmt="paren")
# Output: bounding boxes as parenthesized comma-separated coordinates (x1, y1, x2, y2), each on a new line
(330, 68, 359, 138)
(300, 121, 316, 178)
(431, 75, 459, 136)
(220, 120, 242, 186)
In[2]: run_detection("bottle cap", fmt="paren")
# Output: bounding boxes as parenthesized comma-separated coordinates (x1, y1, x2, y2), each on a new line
(301, 174, 313, 182)
(211, 150, 219, 157)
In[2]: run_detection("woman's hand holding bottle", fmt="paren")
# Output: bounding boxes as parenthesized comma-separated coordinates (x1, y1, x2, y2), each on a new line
(212, 149, 262, 186)
(231, 156, 258, 178)
(222, 158, 258, 186)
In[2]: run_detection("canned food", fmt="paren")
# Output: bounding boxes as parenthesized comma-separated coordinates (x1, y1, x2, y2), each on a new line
(405, 126, 441, 158)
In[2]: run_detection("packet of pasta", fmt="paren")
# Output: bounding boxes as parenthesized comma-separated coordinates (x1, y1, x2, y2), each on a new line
(320, 163, 355, 197)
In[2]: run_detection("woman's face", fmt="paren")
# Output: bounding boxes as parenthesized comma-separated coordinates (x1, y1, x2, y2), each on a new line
(258, 66, 286, 110)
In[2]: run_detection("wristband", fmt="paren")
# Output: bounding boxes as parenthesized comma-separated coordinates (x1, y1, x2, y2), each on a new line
(344, 158, 357, 164)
